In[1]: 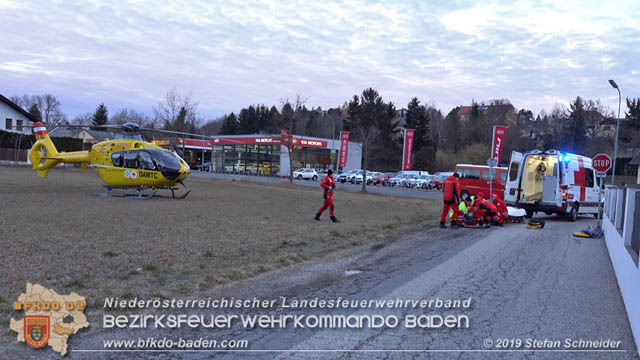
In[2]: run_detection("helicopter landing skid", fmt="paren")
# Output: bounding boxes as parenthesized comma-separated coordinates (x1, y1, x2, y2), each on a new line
(153, 186, 191, 199)
(96, 186, 159, 200)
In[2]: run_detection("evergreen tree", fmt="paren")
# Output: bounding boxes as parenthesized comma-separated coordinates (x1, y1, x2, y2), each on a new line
(266, 106, 281, 134)
(238, 105, 259, 134)
(28, 104, 42, 123)
(468, 101, 482, 144)
(626, 97, 640, 132)
(444, 107, 462, 152)
(219, 113, 239, 135)
(280, 102, 295, 133)
(174, 107, 188, 132)
(91, 103, 108, 127)
(565, 96, 588, 153)
(404, 97, 431, 151)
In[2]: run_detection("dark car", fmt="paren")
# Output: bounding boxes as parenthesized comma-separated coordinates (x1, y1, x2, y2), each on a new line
(429, 172, 452, 190)
(192, 162, 212, 172)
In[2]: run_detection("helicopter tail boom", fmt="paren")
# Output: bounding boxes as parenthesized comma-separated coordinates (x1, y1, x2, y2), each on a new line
(29, 122, 90, 178)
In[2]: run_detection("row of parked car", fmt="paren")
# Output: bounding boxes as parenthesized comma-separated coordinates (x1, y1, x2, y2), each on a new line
(336, 169, 453, 190)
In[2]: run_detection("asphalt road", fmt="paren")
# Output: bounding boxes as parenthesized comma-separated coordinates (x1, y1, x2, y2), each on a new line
(190, 171, 444, 199)
(55, 213, 637, 360)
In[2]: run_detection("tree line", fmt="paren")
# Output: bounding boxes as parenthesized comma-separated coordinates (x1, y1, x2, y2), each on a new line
(9, 89, 640, 174)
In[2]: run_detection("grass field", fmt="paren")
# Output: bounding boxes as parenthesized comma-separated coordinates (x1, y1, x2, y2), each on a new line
(0, 166, 441, 317)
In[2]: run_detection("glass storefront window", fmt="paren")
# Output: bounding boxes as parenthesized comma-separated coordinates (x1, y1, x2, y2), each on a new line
(210, 144, 281, 176)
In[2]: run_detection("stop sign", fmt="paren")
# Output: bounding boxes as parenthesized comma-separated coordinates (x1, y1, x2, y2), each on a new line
(592, 153, 612, 173)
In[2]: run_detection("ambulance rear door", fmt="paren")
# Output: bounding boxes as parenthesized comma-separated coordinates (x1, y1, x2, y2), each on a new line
(504, 151, 523, 204)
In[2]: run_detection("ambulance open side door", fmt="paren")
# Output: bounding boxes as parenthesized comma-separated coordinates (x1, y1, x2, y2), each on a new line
(504, 151, 523, 204)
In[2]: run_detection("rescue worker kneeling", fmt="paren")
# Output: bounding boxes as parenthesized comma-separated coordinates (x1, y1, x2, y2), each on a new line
(472, 192, 499, 227)
(440, 173, 460, 228)
(448, 197, 472, 226)
(491, 193, 509, 225)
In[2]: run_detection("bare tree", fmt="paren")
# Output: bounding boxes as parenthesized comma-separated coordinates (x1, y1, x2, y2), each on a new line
(111, 108, 152, 127)
(280, 94, 307, 184)
(11, 94, 66, 125)
(70, 112, 93, 125)
(152, 89, 199, 132)
(354, 125, 379, 192)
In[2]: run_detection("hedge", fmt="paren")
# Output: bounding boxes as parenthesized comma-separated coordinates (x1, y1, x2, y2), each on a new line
(0, 129, 84, 152)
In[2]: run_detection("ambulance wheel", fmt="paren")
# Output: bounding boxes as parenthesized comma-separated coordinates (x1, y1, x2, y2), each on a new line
(568, 205, 578, 222)
(313, 175, 317, 181)
(460, 191, 470, 201)
(525, 210, 534, 218)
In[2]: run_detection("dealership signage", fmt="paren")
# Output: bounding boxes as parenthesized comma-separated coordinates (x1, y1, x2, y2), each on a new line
(402, 129, 415, 170)
(210, 135, 328, 148)
(212, 136, 281, 145)
(174, 138, 212, 147)
(490, 126, 508, 161)
(293, 138, 327, 148)
(338, 132, 350, 168)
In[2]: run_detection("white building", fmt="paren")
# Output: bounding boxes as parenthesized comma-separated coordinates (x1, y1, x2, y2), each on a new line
(0, 94, 33, 134)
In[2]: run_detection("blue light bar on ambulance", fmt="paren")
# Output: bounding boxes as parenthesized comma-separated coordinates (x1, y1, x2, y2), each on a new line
(563, 154, 571, 162)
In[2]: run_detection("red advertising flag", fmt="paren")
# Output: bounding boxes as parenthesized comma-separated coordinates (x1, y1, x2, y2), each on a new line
(402, 129, 415, 170)
(491, 126, 508, 161)
(338, 131, 350, 168)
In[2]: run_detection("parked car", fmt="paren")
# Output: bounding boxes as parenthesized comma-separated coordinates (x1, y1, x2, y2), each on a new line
(338, 169, 358, 183)
(293, 168, 319, 180)
(371, 172, 394, 186)
(410, 174, 431, 189)
(389, 173, 414, 187)
(191, 162, 212, 172)
(429, 172, 453, 190)
(365, 172, 382, 185)
(224, 163, 245, 173)
(348, 170, 364, 183)
(454, 164, 508, 201)
(351, 171, 377, 185)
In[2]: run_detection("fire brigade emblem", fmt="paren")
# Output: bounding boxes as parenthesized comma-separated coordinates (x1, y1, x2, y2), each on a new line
(24, 316, 50, 348)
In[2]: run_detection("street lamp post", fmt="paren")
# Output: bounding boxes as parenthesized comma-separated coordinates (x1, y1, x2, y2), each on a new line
(609, 79, 621, 185)
(331, 114, 336, 171)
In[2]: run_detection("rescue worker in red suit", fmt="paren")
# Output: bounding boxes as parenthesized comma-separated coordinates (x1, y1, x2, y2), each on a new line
(473, 192, 498, 226)
(440, 173, 460, 228)
(491, 193, 509, 225)
(315, 169, 339, 223)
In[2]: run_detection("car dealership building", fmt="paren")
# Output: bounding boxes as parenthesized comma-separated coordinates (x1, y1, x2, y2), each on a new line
(173, 134, 362, 177)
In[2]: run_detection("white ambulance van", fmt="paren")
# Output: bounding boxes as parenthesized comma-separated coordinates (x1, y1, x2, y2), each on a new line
(504, 150, 602, 221)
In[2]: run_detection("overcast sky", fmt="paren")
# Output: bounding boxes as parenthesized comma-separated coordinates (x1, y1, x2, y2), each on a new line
(1, 0, 638, 120)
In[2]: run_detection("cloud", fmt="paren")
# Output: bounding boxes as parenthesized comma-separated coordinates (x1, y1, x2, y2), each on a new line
(0, 0, 638, 119)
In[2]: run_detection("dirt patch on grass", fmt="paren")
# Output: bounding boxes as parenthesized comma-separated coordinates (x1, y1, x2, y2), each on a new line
(0, 166, 440, 331)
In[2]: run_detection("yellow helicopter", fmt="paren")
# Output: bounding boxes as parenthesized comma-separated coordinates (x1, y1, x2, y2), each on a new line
(28, 122, 192, 199)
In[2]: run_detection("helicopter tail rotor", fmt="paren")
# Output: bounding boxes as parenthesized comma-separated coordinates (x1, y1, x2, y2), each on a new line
(28, 122, 90, 178)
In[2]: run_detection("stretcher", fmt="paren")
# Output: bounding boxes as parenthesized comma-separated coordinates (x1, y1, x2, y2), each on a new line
(507, 206, 526, 223)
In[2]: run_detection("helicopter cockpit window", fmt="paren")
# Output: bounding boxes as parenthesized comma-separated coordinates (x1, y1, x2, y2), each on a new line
(146, 149, 181, 169)
(123, 151, 139, 168)
(138, 151, 156, 170)
(111, 152, 123, 167)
